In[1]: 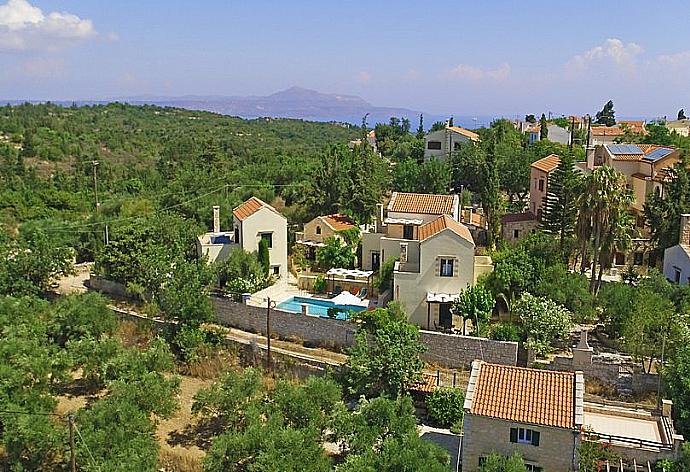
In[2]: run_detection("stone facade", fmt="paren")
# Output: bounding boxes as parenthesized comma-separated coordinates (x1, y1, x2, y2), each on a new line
(461, 415, 578, 471)
(419, 330, 517, 367)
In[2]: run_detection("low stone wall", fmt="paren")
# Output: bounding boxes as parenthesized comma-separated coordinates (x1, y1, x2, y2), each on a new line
(212, 296, 357, 351)
(419, 330, 518, 367)
(212, 296, 518, 368)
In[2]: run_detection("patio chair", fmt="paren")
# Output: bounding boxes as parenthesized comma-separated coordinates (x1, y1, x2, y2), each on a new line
(351, 287, 361, 297)
(357, 288, 367, 300)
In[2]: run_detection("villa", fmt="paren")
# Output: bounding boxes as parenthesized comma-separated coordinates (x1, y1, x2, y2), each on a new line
(362, 192, 491, 328)
(461, 361, 684, 472)
(196, 198, 288, 278)
(295, 213, 358, 259)
(424, 125, 479, 161)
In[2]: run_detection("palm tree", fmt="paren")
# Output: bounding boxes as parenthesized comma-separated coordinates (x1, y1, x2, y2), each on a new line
(576, 166, 634, 294)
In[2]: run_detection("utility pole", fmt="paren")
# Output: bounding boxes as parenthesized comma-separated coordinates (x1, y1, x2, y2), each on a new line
(266, 297, 273, 373)
(68, 415, 76, 472)
(569, 116, 576, 151)
(91, 160, 100, 211)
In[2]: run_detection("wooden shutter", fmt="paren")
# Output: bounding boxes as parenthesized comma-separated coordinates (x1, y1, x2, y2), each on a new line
(435, 257, 441, 276)
(509, 427, 518, 443)
(531, 430, 540, 446)
(453, 257, 459, 278)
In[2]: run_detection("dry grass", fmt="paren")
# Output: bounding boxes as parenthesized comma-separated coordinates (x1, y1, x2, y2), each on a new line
(117, 319, 155, 348)
(181, 350, 239, 379)
(157, 448, 204, 472)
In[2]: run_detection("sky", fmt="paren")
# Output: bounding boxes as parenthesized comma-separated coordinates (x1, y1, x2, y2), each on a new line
(1, 0, 689, 118)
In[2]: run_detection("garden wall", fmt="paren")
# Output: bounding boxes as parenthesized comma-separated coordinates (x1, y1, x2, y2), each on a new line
(211, 296, 518, 368)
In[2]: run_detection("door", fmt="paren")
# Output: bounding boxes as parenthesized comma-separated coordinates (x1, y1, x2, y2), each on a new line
(439, 303, 452, 328)
(371, 251, 380, 271)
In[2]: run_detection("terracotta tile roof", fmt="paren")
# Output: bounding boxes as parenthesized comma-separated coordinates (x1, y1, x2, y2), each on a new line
(233, 197, 286, 222)
(612, 154, 644, 161)
(530, 154, 560, 173)
(618, 120, 646, 134)
(448, 126, 480, 141)
(501, 212, 537, 224)
(410, 374, 437, 393)
(469, 362, 575, 429)
(321, 214, 355, 232)
(591, 126, 625, 136)
(638, 144, 658, 154)
(388, 192, 457, 216)
(418, 214, 474, 244)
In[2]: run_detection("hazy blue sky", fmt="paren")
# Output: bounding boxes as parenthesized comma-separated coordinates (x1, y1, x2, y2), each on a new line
(1, 0, 689, 118)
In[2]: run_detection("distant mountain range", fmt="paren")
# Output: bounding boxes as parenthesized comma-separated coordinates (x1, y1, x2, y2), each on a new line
(118, 86, 439, 125)
(1, 86, 502, 127)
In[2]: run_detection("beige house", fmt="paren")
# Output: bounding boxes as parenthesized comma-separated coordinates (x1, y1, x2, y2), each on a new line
(501, 212, 538, 245)
(588, 144, 680, 216)
(462, 361, 684, 472)
(529, 154, 560, 219)
(295, 213, 357, 258)
(362, 192, 490, 328)
(424, 125, 479, 161)
(666, 119, 690, 137)
(197, 198, 288, 279)
(590, 126, 626, 145)
(348, 130, 378, 152)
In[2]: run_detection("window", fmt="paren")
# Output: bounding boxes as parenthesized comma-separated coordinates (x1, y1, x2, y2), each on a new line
(513, 229, 520, 239)
(633, 251, 643, 266)
(454, 141, 462, 150)
(260, 232, 273, 248)
(403, 225, 414, 240)
(234, 227, 240, 244)
(510, 427, 540, 446)
(526, 465, 543, 472)
(316, 226, 321, 235)
(440, 258, 454, 277)
(675, 267, 682, 284)
(272, 266, 280, 276)
(538, 179, 545, 192)
(427, 140, 442, 150)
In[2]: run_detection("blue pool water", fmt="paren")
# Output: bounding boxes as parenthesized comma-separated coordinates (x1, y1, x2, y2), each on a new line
(276, 296, 366, 319)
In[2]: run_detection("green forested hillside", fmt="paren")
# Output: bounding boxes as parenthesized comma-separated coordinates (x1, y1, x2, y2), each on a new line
(0, 102, 364, 259)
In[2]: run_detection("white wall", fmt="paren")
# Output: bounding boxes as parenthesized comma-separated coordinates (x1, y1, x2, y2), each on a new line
(235, 206, 288, 279)
(663, 245, 690, 285)
(394, 230, 475, 327)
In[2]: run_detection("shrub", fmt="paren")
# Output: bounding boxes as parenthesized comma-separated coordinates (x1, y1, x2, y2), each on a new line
(313, 275, 326, 293)
(426, 387, 465, 428)
(490, 322, 522, 342)
(375, 257, 398, 292)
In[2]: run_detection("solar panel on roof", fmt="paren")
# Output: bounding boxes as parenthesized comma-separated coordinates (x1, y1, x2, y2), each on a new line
(644, 148, 674, 162)
(608, 144, 643, 155)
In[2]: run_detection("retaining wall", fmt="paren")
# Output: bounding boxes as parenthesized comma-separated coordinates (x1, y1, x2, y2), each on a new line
(211, 295, 518, 368)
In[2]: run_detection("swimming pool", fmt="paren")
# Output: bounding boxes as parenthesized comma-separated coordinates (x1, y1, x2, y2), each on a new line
(276, 296, 366, 319)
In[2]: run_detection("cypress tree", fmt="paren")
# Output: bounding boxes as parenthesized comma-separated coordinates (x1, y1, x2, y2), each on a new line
(539, 114, 548, 140)
(541, 152, 581, 253)
(258, 238, 270, 277)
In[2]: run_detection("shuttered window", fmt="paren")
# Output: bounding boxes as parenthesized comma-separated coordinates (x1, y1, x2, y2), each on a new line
(509, 427, 540, 446)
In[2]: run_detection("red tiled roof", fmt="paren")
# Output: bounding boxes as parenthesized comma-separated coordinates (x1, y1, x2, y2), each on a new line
(448, 126, 480, 141)
(418, 214, 474, 244)
(321, 214, 355, 231)
(388, 192, 457, 216)
(531, 154, 560, 173)
(470, 363, 575, 429)
(232, 197, 288, 222)
(501, 212, 537, 224)
(618, 121, 646, 134)
(591, 126, 625, 136)
(612, 154, 644, 161)
(410, 374, 437, 393)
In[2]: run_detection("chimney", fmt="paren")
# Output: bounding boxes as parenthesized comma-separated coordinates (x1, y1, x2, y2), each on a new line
(680, 214, 690, 246)
(662, 399, 673, 418)
(213, 206, 220, 233)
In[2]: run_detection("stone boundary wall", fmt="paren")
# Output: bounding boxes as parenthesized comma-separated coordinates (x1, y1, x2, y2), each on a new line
(212, 296, 518, 368)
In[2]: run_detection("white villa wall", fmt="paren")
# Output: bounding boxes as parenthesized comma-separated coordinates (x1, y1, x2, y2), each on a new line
(235, 206, 288, 279)
(394, 230, 475, 327)
(664, 245, 690, 285)
(424, 128, 473, 162)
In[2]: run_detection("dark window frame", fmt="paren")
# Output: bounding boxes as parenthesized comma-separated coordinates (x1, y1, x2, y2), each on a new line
(440, 258, 454, 277)
(260, 232, 273, 248)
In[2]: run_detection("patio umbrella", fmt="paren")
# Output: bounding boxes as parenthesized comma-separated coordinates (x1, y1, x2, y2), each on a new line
(331, 291, 368, 307)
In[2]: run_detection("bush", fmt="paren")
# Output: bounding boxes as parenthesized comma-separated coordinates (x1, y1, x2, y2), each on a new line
(313, 275, 326, 293)
(490, 322, 522, 342)
(426, 388, 465, 428)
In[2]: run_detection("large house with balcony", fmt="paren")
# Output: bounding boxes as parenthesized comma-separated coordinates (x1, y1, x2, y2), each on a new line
(196, 198, 288, 278)
(362, 192, 491, 328)
(461, 361, 683, 472)
(424, 125, 479, 161)
(295, 213, 357, 259)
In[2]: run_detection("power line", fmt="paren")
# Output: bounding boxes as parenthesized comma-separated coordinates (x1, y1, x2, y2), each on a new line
(74, 423, 101, 472)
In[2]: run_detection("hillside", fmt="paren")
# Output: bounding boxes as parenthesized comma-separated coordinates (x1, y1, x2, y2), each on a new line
(0, 102, 363, 252)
